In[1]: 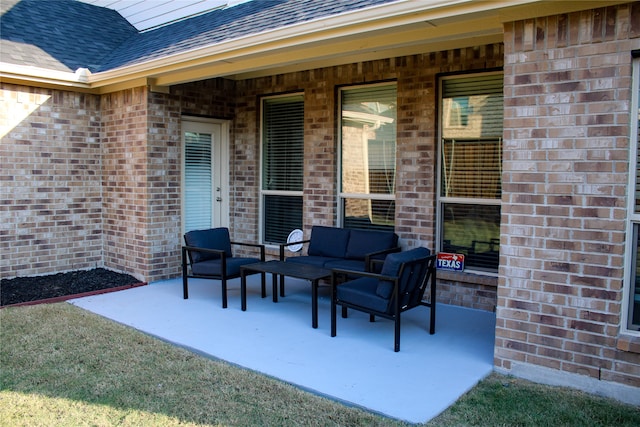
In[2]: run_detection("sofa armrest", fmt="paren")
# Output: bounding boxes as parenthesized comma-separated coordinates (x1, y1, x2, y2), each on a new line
(279, 239, 311, 260)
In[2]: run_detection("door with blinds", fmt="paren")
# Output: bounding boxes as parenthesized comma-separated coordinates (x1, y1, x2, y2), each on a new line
(182, 119, 229, 233)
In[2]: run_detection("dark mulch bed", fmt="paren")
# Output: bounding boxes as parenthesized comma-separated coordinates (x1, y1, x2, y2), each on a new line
(1, 268, 142, 307)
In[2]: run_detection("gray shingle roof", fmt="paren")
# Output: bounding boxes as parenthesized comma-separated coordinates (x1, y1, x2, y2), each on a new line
(1, 0, 137, 72)
(1, 0, 397, 74)
(98, 0, 397, 71)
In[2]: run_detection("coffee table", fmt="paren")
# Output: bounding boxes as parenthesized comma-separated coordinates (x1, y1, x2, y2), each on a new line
(240, 260, 331, 328)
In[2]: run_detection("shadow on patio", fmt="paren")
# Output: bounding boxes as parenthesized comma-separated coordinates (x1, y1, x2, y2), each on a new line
(70, 275, 496, 424)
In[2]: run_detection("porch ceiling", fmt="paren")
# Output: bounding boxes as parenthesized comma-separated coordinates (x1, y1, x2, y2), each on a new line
(0, 0, 628, 93)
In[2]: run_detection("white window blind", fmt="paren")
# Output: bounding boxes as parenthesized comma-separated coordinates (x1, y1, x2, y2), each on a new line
(184, 132, 212, 231)
(441, 74, 503, 199)
(262, 95, 304, 244)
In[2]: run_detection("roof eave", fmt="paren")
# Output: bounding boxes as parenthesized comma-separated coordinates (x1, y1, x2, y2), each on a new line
(4, 0, 630, 93)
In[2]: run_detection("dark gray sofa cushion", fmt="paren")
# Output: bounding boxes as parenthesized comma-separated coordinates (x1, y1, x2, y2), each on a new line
(307, 226, 350, 258)
(286, 255, 334, 269)
(324, 258, 367, 272)
(345, 229, 397, 260)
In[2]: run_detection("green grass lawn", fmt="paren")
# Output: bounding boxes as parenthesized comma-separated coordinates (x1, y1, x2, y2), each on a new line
(1, 303, 639, 426)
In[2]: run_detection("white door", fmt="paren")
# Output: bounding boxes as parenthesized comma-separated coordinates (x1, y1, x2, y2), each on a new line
(182, 119, 229, 233)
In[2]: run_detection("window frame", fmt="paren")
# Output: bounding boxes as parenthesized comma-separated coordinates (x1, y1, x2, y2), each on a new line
(622, 54, 640, 334)
(259, 93, 305, 245)
(436, 70, 504, 275)
(337, 82, 397, 231)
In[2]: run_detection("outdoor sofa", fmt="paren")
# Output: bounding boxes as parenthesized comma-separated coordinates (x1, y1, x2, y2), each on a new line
(279, 225, 400, 272)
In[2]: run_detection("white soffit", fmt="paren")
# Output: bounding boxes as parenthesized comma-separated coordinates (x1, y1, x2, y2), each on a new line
(77, 0, 252, 31)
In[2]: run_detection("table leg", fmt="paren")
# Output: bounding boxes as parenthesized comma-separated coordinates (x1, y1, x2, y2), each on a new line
(271, 273, 278, 303)
(312, 279, 318, 329)
(241, 270, 247, 311)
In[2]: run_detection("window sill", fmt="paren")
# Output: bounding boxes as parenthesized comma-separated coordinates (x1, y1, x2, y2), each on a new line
(617, 334, 640, 354)
(436, 269, 498, 287)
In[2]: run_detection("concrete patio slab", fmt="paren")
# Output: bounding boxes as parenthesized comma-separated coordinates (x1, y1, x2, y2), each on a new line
(70, 275, 496, 424)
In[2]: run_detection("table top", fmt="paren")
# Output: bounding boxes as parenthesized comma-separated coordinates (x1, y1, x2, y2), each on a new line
(241, 260, 331, 281)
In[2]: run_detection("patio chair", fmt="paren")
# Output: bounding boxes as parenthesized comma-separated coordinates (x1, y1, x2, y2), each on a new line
(330, 247, 437, 352)
(182, 227, 265, 308)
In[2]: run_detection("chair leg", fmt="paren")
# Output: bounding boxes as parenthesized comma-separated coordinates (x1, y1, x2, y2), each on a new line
(341, 306, 348, 318)
(331, 301, 337, 337)
(182, 275, 189, 299)
(369, 314, 375, 322)
(221, 278, 228, 308)
(260, 272, 266, 298)
(394, 313, 401, 352)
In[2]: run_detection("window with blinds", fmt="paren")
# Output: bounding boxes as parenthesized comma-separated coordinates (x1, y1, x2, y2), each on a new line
(340, 84, 397, 231)
(261, 95, 304, 244)
(438, 72, 503, 272)
(184, 132, 213, 232)
(626, 55, 640, 331)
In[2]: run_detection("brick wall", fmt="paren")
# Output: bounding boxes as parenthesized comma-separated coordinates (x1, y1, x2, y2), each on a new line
(101, 88, 150, 280)
(498, 3, 640, 389)
(1, 84, 103, 277)
(231, 47, 503, 308)
(3, 49, 503, 307)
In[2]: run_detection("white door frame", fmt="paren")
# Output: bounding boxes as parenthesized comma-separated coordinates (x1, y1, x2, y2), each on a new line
(181, 117, 230, 233)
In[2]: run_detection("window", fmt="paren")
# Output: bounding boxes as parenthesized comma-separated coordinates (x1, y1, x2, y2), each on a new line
(261, 95, 304, 244)
(624, 53, 640, 332)
(339, 84, 397, 231)
(438, 72, 503, 272)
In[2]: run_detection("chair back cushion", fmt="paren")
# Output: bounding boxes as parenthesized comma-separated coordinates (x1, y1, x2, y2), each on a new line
(184, 228, 232, 263)
(307, 226, 350, 258)
(376, 247, 431, 298)
(345, 229, 398, 260)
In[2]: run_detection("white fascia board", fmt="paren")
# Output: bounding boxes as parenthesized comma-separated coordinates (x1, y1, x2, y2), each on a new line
(0, 63, 92, 88)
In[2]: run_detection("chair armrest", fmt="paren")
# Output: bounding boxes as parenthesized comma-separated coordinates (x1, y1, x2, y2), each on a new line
(182, 245, 228, 258)
(364, 246, 401, 272)
(278, 239, 311, 260)
(182, 245, 229, 271)
(230, 241, 266, 261)
(330, 268, 397, 288)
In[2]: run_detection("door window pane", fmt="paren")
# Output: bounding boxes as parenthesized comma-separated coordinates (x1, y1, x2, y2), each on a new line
(184, 132, 212, 232)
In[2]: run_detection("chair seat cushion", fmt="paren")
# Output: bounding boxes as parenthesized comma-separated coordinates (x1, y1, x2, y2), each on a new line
(191, 257, 261, 277)
(377, 247, 431, 298)
(337, 277, 389, 313)
(286, 256, 335, 269)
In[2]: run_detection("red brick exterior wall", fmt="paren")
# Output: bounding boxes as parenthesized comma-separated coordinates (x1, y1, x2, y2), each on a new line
(497, 3, 640, 388)
(1, 85, 103, 277)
